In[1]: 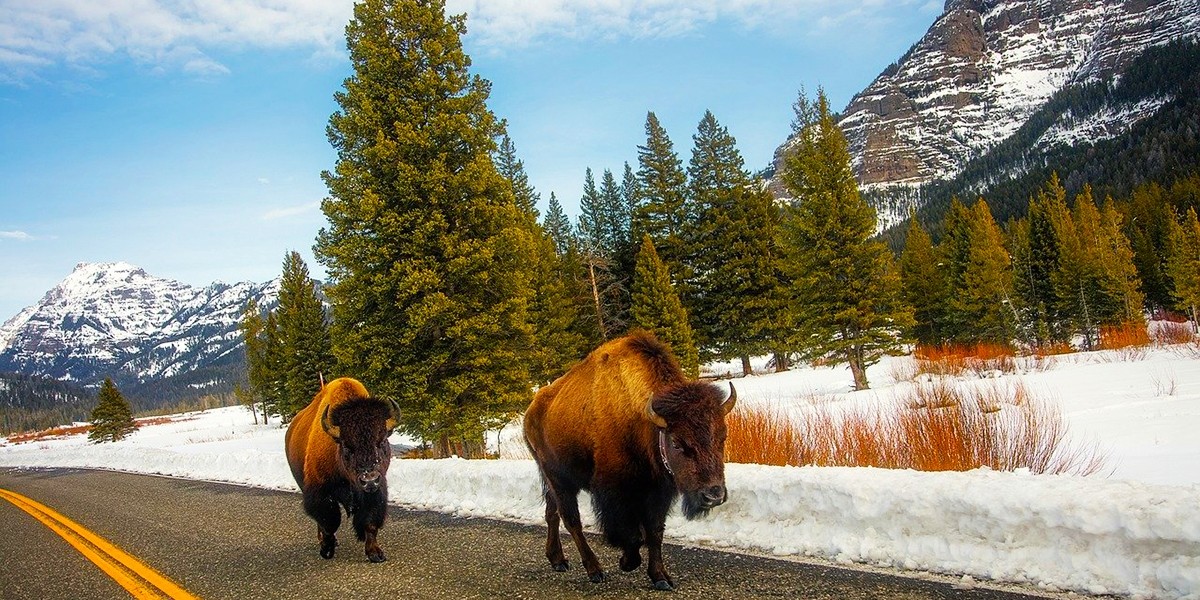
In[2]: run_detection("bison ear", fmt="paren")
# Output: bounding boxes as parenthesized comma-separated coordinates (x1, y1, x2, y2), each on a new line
(386, 399, 401, 431)
(320, 405, 341, 441)
(723, 383, 737, 415)
(646, 397, 668, 429)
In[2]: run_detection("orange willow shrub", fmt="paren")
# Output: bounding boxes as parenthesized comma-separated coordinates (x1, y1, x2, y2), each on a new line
(725, 383, 1105, 475)
(1098, 322, 1151, 350)
(914, 343, 1016, 377)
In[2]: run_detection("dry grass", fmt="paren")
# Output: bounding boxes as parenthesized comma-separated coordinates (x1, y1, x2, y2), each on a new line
(725, 383, 1105, 476)
(4, 415, 193, 444)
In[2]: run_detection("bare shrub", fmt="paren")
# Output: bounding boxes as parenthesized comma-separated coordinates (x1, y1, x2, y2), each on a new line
(725, 383, 1105, 476)
(1152, 321, 1198, 346)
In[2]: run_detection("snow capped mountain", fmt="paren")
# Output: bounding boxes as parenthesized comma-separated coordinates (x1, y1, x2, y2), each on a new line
(768, 0, 1200, 222)
(0, 262, 279, 397)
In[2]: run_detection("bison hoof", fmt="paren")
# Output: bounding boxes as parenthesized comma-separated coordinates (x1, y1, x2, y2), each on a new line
(551, 561, 569, 572)
(320, 547, 336, 560)
(588, 570, 607, 583)
(620, 552, 642, 572)
(367, 551, 387, 563)
(653, 579, 674, 592)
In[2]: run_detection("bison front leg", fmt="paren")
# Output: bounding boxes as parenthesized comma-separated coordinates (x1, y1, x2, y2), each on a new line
(353, 492, 389, 563)
(645, 518, 674, 591)
(303, 491, 341, 560)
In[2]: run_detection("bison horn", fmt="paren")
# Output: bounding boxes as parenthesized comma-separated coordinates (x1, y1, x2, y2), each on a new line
(723, 383, 737, 415)
(320, 405, 341, 441)
(386, 398, 401, 431)
(646, 401, 668, 429)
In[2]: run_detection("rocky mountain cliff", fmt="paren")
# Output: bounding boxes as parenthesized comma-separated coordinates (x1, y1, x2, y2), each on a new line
(769, 0, 1200, 226)
(0, 262, 278, 403)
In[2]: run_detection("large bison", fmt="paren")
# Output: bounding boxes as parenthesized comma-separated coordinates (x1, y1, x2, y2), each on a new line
(523, 331, 736, 590)
(285, 377, 400, 562)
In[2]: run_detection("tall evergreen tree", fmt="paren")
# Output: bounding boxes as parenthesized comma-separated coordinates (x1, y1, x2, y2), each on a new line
(495, 132, 539, 217)
(577, 168, 606, 254)
(633, 112, 691, 293)
(88, 378, 137, 443)
(1124, 182, 1176, 311)
(1097, 198, 1145, 325)
(686, 110, 783, 373)
(542, 192, 573, 256)
(274, 251, 336, 420)
(1167, 207, 1200, 330)
(951, 200, 1015, 345)
(937, 198, 976, 343)
(631, 235, 699, 377)
(315, 0, 536, 457)
(778, 88, 912, 390)
(899, 217, 947, 346)
(1022, 174, 1071, 346)
(240, 298, 274, 424)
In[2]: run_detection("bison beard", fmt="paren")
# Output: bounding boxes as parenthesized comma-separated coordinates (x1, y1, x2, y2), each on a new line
(524, 332, 734, 591)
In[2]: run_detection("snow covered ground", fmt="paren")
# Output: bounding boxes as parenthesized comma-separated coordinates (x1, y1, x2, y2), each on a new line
(2, 345, 1198, 599)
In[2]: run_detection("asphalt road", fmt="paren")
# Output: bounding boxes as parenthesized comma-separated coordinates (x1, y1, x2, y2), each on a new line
(0, 468, 1063, 600)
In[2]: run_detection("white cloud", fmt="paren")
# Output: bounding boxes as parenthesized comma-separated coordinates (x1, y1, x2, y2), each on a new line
(0, 0, 352, 80)
(262, 201, 320, 221)
(0, 0, 936, 79)
(1, 230, 37, 241)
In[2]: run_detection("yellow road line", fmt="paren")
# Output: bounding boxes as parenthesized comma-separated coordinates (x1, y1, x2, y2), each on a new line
(0, 487, 199, 600)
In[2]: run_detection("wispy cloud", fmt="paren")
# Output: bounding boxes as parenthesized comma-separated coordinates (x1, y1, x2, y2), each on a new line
(1, 230, 39, 241)
(0, 0, 935, 80)
(262, 201, 321, 221)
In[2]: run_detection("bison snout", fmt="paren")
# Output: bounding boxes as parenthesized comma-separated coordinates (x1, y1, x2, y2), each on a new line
(700, 485, 726, 507)
(360, 471, 382, 492)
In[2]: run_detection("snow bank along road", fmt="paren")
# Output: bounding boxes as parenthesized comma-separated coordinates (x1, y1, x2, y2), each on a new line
(0, 468, 1060, 600)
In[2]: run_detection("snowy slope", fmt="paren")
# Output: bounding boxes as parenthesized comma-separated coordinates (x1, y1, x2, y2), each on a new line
(766, 0, 1200, 221)
(0, 262, 279, 391)
(2, 345, 1198, 599)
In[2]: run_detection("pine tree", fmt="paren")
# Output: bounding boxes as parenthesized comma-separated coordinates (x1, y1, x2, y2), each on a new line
(686, 110, 783, 373)
(1125, 182, 1176, 311)
(631, 235, 699, 377)
(239, 298, 273, 424)
(542, 192, 573, 256)
(899, 217, 947, 346)
(274, 251, 336, 420)
(937, 198, 976, 343)
(950, 200, 1015, 346)
(495, 132, 539, 218)
(1167, 207, 1200, 330)
(1097, 198, 1145, 324)
(1023, 174, 1071, 347)
(633, 112, 691, 294)
(315, 0, 536, 457)
(778, 88, 912, 390)
(577, 168, 606, 254)
(88, 378, 137, 443)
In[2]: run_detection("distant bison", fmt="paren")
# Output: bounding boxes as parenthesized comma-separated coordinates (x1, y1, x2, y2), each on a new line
(523, 331, 736, 590)
(285, 377, 399, 562)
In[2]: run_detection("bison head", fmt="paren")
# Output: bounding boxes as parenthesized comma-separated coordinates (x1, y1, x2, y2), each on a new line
(647, 382, 736, 519)
(322, 397, 401, 494)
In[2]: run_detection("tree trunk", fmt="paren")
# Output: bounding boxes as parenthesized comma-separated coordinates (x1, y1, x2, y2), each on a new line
(772, 352, 790, 373)
(588, 261, 607, 340)
(741, 355, 752, 377)
(849, 347, 869, 391)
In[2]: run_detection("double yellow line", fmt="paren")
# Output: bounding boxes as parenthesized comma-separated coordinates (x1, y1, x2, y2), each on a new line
(0, 487, 199, 600)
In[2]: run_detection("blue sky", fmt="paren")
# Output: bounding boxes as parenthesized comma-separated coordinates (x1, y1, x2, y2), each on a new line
(0, 0, 941, 321)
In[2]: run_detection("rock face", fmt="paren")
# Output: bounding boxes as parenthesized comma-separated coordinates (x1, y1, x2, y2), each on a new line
(769, 0, 1200, 202)
(0, 262, 279, 395)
